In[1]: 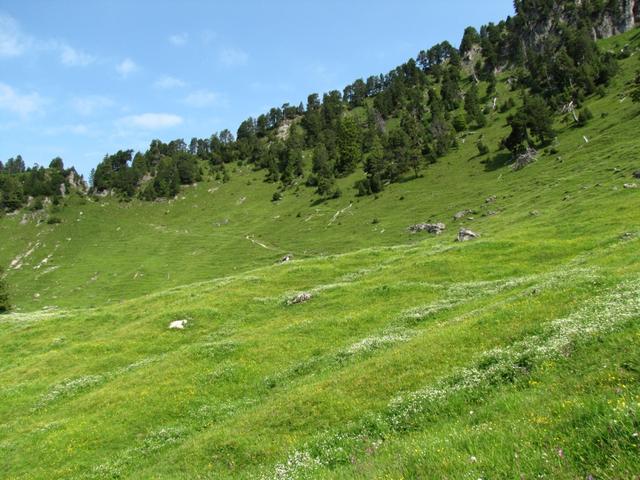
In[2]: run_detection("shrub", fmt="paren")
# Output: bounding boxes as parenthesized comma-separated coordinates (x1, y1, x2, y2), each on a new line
(576, 107, 593, 127)
(47, 216, 62, 224)
(476, 140, 490, 156)
(0, 269, 9, 313)
(272, 191, 282, 202)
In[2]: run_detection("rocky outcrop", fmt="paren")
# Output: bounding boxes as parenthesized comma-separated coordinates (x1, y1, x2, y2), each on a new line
(288, 292, 312, 305)
(454, 210, 475, 221)
(517, 0, 639, 47)
(408, 223, 446, 234)
(512, 148, 537, 171)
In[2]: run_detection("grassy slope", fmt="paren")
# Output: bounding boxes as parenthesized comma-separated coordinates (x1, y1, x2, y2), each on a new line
(0, 30, 639, 479)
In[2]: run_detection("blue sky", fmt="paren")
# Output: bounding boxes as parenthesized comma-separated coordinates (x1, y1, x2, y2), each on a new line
(0, 0, 514, 178)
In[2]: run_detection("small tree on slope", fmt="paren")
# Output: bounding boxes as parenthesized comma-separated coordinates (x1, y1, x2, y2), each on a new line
(0, 268, 9, 313)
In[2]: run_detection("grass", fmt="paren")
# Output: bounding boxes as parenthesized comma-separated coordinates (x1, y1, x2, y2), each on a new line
(0, 29, 639, 479)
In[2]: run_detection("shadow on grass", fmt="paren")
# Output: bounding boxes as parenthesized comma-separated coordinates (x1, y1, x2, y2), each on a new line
(483, 152, 513, 172)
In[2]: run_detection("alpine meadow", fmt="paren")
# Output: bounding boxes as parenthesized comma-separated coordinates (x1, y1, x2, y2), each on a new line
(1, 1, 640, 479)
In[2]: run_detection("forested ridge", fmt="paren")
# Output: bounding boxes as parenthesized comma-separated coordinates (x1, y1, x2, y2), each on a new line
(1, 0, 639, 211)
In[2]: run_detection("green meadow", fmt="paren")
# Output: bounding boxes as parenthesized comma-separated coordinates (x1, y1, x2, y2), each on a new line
(1, 29, 639, 479)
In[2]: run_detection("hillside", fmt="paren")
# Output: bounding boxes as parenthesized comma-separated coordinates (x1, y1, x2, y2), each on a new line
(0, 22, 639, 479)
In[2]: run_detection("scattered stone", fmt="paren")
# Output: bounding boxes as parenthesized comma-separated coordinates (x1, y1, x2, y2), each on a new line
(623, 183, 638, 189)
(408, 222, 446, 235)
(512, 147, 537, 171)
(456, 228, 480, 242)
(279, 254, 294, 263)
(288, 292, 312, 305)
(169, 320, 188, 330)
(621, 232, 636, 240)
(485, 211, 498, 216)
(454, 209, 474, 221)
(485, 195, 496, 204)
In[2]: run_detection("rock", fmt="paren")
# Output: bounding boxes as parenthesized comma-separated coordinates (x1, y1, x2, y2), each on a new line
(530, 210, 540, 216)
(169, 320, 188, 330)
(288, 292, 312, 305)
(408, 222, 446, 235)
(280, 254, 293, 263)
(512, 147, 537, 171)
(485, 195, 496, 204)
(623, 183, 638, 189)
(456, 228, 480, 242)
(454, 209, 474, 221)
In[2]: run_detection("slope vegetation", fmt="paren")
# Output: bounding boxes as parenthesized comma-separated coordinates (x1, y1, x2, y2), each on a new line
(0, 29, 639, 480)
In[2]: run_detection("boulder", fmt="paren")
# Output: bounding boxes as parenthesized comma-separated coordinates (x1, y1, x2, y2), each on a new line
(456, 228, 480, 242)
(288, 292, 312, 305)
(623, 183, 638, 189)
(485, 195, 496, 204)
(454, 209, 474, 221)
(169, 319, 188, 330)
(279, 254, 294, 263)
(408, 222, 446, 235)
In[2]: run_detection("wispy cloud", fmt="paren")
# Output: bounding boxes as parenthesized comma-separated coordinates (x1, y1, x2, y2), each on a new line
(218, 47, 248, 67)
(0, 14, 96, 67)
(58, 43, 94, 66)
(118, 113, 183, 129)
(71, 95, 114, 116)
(200, 29, 217, 44)
(184, 89, 224, 108)
(0, 13, 30, 57)
(154, 75, 187, 89)
(116, 58, 138, 78)
(0, 82, 46, 117)
(168, 33, 188, 46)
(44, 123, 91, 135)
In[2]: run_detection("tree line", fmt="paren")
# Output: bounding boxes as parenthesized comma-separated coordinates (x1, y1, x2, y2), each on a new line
(0, 156, 84, 212)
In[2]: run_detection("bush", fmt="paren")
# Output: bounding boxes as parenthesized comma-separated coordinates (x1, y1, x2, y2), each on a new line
(452, 114, 467, 132)
(272, 191, 282, 202)
(0, 270, 9, 313)
(476, 140, 490, 156)
(576, 107, 593, 127)
(47, 216, 62, 224)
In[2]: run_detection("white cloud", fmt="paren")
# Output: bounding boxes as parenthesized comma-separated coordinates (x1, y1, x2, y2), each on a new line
(154, 75, 187, 89)
(168, 33, 188, 46)
(0, 82, 46, 117)
(116, 58, 138, 78)
(59, 44, 94, 66)
(0, 13, 30, 57)
(71, 95, 114, 116)
(218, 47, 248, 67)
(119, 113, 183, 129)
(184, 89, 223, 108)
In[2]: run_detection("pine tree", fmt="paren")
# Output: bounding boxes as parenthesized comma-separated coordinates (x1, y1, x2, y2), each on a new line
(363, 135, 385, 193)
(312, 144, 335, 197)
(336, 116, 362, 176)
